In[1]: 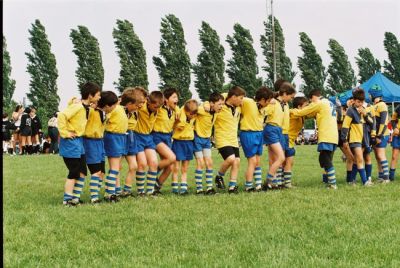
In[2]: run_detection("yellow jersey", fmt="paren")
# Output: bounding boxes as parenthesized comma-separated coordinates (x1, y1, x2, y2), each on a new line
(282, 102, 290, 134)
(153, 105, 178, 133)
(84, 108, 106, 138)
(291, 98, 338, 145)
(214, 102, 241, 148)
(105, 105, 128, 134)
(194, 104, 217, 138)
(58, 100, 88, 138)
(135, 102, 158, 134)
(374, 101, 390, 136)
(127, 111, 138, 131)
(341, 106, 364, 144)
(239, 97, 265, 131)
(391, 105, 400, 132)
(265, 100, 284, 127)
(288, 115, 304, 148)
(172, 108, 196, 140)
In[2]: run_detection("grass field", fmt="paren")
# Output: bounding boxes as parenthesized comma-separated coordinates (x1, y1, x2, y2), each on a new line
(3, 145, 400, 267)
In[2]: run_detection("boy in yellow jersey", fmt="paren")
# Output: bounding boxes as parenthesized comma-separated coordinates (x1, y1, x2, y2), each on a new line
(362, 102, 376, 182)
(262, 83, 296, 190)
(340, 89, 373, 186)
(84, 91, 119, 204)
(284, 96, 308, 188)
(239, 87, 273, 192)
(116, 87, 147, 198)
(193, 92, 224, 195)
(389, 104, 400, 180)
(134, 91, 164, 196)
(290, 89, 338, 189)
(171, 99, 198, 195)
(214, 86, 245, 194)
(369, 87, 390, 182)
(58, 82, 101, 206)
(152, 88, 179, 194)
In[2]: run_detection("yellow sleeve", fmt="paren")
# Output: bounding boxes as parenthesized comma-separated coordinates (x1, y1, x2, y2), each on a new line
(57, 113, 71, 138)
(265, 104, 274, 116)
(342, 115, 352, 129)
(291, 102, 320, 118)
(63, 103, 83, 120)
(197, 105, 207, 116)
(175, 108, 186, 130)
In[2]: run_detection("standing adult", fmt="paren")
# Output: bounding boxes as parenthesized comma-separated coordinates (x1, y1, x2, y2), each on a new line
(19, 107, 33, 155)
(11, 105, 24, 154)
(30, 106, 42, 154)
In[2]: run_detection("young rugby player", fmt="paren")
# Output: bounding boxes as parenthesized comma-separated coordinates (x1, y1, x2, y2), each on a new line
(389, 104, 400, 181)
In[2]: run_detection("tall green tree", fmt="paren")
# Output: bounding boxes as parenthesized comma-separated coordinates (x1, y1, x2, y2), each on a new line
(153, 14, 191, 105)
(326, 39, 356, 95)
(192, 21, 225, 101)
(3, 35, 17, 113)
(226, 23, 262, 97)
(113, 19, 148, 93)
(70, 25, 104, 88)
(297, 32, 327, 97)
(260, 15, 296, 86)
(355, 47, 381, 84)
(383, 32, 400, 84)
(25, 19, 59, 125)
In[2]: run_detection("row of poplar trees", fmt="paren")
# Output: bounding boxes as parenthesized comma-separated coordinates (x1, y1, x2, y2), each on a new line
(3, 15, 400, 124)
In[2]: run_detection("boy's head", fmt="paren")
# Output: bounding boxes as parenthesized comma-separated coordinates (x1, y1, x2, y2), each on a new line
(352, 88, 365, 108)
(163, 87, 179, 109)
(120, 87, 147, 112)
(273, 78, 288, 92)
(293, 96, 308, 109)
(369, 85, 383, 103)
(278, 82, 296, 102)
(15, 104, 23, 113)
(24, 107, 31, 114)
(308, 89, 322, 103)
(209, 92, 224, 113)
(148, 91, 164, 112)
(30, 106, 37, 114)
(227, 86, 246, 107)
(255, 86, 274, 108)
(97, 91, 119, 114)
(184, 99, 198, 119)
(3, 113, 8, 119)
(80, 82, 101, 103)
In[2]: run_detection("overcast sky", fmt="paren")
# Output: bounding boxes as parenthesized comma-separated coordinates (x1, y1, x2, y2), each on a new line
(4, 0, 400, 110)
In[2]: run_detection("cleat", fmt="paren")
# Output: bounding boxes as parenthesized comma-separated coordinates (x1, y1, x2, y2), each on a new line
(245, 187, 256, 192)
(228, 186, 239, 194)
(63, 200, 78, 207)
(283, 183, 293, 189)
(327, 184, 337, 190)
(255, 186, 263, 192)
(196, 190, 204, 195)
(347, 181, 356, 187)
(262, 182, 273, 191)
(205, 188, 217, 195)
(215, 175, 225, 189)
(153, 187, 163, 196)
(180, 191, 189, 196)
(120, 191, 133, 198)
(364, 180, 373, 187)
(104, 194, 119, 203)
(137, 192, 146, 197)
(91, 199, 102, 204)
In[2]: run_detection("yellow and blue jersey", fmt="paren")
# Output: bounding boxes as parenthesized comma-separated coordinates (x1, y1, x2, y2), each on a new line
(194, 104, 217, 138)
(239, 97, 266, 131)
(374, 101, 390, 137)
(282, 102, 290, 135)
(84, 107, 106, 138)
(172, 108, 196, 140)
(58, 100, 89, 138)
(127, 111, 138, 131)
(265, 100, 284, 127)
(214, 102, 241, 148)
(153, 105, 178, 133)
(288, 114, 304, 148)
(291, 98, 338, 145)
(341, 106, 364, 144)
(391, 104, 400, 132)
(135, 102, 158, 134)
(105, 105, 128, 134)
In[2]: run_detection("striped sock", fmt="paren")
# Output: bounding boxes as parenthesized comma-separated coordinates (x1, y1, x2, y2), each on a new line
(254, 167, 262, 189)
(228, 179, 237, 190)
(365, 164, 372, 179)
(350, 164, 358, 182)
(89, 176, 100, 201)
(389, 168, 396, 181)
(123, 184, 132, 193)
(136, 171, 146, 194)
(322, 173, 328, 184)
(381, 160, 389, 179)
(245, 181, 253, 190)
(325, 167, 336, 185)
(63, 192, 74, 203)
(146, 171, 157, 194)
(180, 182, 188, 193)
(378, 172, 383, 180)
(195, 169, 203, 192)
(205, 169, 213, 190)
(115, 186, 122, 195)
(72, 177, 85, 201)
(218, 171, 225, 177)
(171, 182, 179, 193)
(276, 167, 283, 185)
(105, 170, 118, 197)
(358, 168, 368, 185)
(283, 171, 292, 185)
(266, 173, 274, 185)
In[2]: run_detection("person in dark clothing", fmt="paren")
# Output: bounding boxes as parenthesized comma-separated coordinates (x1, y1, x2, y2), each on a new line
(47, 112, 59, 154)
(3, 113, 15, 154)
(30, 106, 42, 154)
(19, 107, 33, 155)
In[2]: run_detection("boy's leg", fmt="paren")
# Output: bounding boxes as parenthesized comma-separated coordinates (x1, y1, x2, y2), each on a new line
(180, 160, 190, 194)
(171, 161, 180, 194)
(389, 148, 399, 181)
(319, 150, 337, 189)
(122, 155, 137, 196)
(136, 151, 147, 195)
(265, 143, 285, 188)
(353, 147, 368, 185)
(145, 148, 159, 195)
(204, 155, 215, 194)
(215, 147, 236, 189)
(63, 157, 86, 206)
(283, 156, 294, 188)
(245, 156, 257, 191)
(104, 157, 121, 202)
(228, 152, 240, 194)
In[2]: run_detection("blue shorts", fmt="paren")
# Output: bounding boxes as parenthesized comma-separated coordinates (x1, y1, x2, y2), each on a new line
(152, 131, 172, 148)
(349, 142, 362, 148)
(83, 138, 105, 164)
(286, 147, 296, 157)
(317, 142, 337, 152)
(104, 132, 127, 157)
(281, 134, 289, 151)
(375, 135, 389, 148)
(125, 130, 138, 156)
(59, 137, 85, 158)
(239, 131, 263, 158)
(263, 124, 283, 145)
(134, 132, 156, 152)
(391, 136, 400, 149)
(193, 134, 211, 152)
(172, 139, 194, 161)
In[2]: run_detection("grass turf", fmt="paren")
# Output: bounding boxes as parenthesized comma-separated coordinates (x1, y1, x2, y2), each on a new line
(3, 145, 400, 267)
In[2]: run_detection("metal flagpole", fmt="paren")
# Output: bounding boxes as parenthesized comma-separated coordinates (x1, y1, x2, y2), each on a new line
(271, 0, 277, 82)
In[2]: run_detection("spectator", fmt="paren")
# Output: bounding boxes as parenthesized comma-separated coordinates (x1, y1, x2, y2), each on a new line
(41, 135, 51, 154)
(47, 112, 59, 154)
(20, 107, 33, 155)
(12, 104, 24, 154)
(30, 106, 42, 154)
(3, 113, 14, 154)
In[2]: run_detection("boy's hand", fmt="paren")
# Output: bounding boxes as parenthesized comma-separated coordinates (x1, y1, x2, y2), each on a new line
(393, 128, 399, 136)
(357, 107, 366, 116)
(203, 102, 211, 112)
(68, 131, 77, 138)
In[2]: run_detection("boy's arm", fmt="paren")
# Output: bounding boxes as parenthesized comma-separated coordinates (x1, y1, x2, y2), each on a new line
(340, 111, 353, 143)
(377, 104, 388, 137)
(290, 102, 320, 118)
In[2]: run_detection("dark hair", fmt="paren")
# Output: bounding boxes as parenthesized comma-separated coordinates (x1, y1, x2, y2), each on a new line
(209, 92, 224, 103)
(120, 87, 147, 106)
(3, 113, 8, 118)
(274, 78, 288, 91)
(308, 89, 321, 99)
(227, 86, 246, 99)
(255, 86, 273, 101)
(279, 82, 296, 96)
(53, 112, 58, 118)
(24, 107, 31, 114)
(30, 106, 37, 111)
(14, 104, 23, 112)
(293, 96, 308, 109)
(148, 91, 164, 104)
(97, 91, 118, 108)
(184, 99, 198, 114)
(352, 88, 365, 101)
(80, 82, 101, 99)
(163, 87, 179, 100)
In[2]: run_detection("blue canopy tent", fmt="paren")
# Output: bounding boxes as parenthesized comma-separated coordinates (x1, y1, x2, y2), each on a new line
(329, 72, 400, 105)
